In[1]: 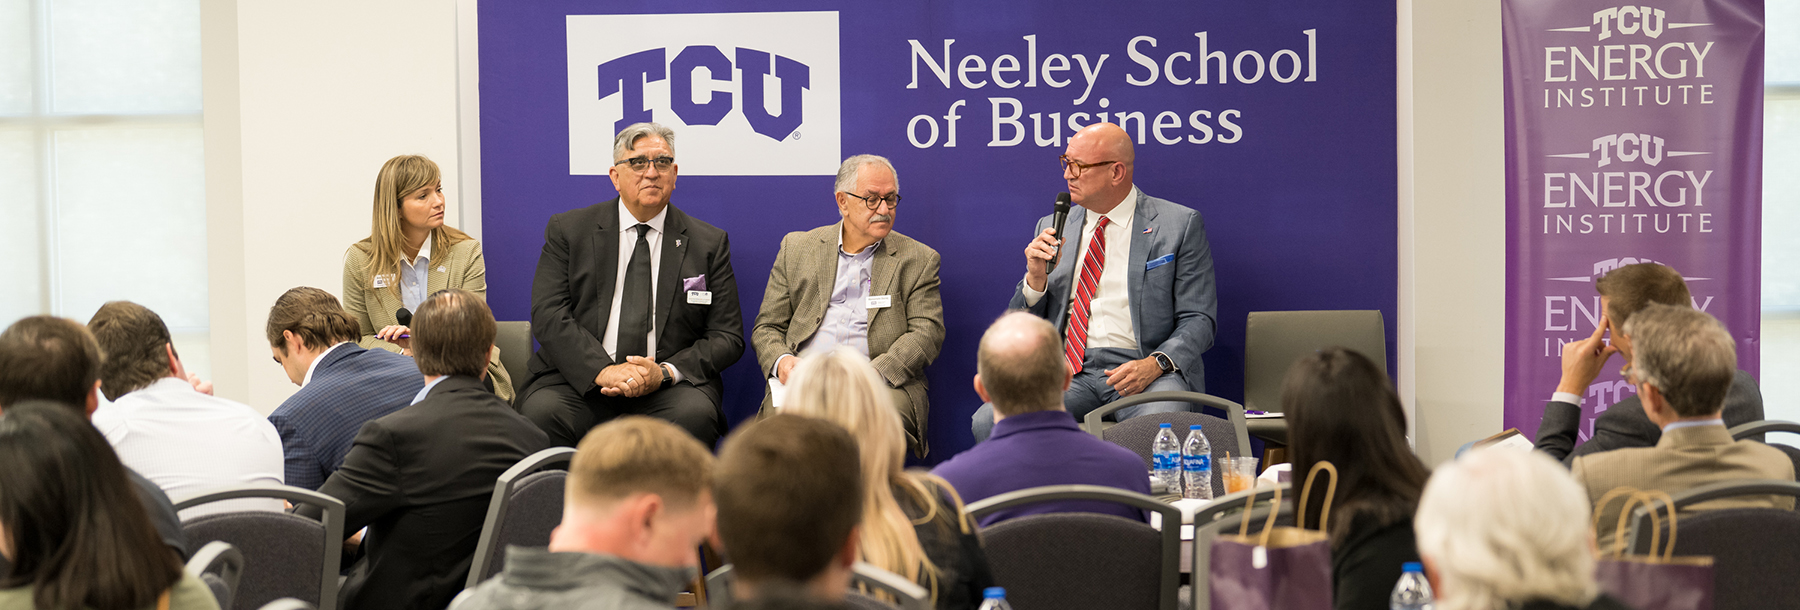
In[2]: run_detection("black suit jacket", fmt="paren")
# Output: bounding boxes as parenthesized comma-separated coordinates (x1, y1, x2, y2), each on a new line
(298, 375, 548, 610)
(1534, 369, 1764, 464)
(523, 198, 745, 405)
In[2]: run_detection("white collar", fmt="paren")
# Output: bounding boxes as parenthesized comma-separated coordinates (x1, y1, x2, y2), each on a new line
(402, 233, 434, 266)
(1662, 418, 1726, 433)
(619, 203, 669, 235)
(301, 342, 355, 387)
(1085, 184, 1141, 228)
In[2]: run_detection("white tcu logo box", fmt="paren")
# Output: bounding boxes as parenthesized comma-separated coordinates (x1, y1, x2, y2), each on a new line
(567, 11, 841, 176)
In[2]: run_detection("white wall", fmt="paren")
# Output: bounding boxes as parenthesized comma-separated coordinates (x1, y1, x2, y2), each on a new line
(203, 0, 464, 413)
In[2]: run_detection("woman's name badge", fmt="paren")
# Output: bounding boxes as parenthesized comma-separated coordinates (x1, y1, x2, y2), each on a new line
(372, 274, 394, 288)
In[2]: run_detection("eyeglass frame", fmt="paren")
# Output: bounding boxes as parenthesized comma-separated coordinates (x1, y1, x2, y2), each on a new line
(614, 155, 676, 172)
(843, 192, 903, 209)
(1058, 154, 1120, 176)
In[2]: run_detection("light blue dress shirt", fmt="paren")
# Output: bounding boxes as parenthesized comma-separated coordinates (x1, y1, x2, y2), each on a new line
(799, 235, 879, 357)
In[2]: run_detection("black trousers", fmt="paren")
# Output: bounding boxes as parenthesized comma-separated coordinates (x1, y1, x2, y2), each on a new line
(518, 381, 723, 448)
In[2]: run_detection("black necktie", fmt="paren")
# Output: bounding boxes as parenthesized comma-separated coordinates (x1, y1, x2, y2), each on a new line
(618, 224, 652, 360)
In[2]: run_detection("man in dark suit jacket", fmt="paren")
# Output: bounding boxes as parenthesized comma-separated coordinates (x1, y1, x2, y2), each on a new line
(1534, 262, 1764, 464)
(519, 122, 745, 447)
(263, 287, 424, 490)
(299, 289, 548, 610)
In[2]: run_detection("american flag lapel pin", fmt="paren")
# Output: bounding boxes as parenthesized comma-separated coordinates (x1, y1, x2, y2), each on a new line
(1142, 227, 1154, 234)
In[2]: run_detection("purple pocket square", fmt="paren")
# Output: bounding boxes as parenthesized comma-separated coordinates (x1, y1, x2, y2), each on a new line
(683, 275, 707, 292)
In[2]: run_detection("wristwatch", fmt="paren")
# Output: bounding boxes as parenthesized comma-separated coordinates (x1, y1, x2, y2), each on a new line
(660, 363, 676, 388)
(1152, 352, 1175, 374)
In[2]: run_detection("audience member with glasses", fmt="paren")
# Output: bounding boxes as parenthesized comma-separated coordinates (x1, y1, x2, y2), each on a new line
(750, 153, 946, 457)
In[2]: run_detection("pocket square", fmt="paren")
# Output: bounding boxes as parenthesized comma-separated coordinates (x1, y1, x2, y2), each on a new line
(1145, 254, 1175, 270)
(683, 275, 707, 292)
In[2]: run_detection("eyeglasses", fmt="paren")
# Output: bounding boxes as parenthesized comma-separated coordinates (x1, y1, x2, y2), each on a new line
(844, 192, 902, 209)
(1059, 155, 1119, 175)
(615, 156, 675, 172)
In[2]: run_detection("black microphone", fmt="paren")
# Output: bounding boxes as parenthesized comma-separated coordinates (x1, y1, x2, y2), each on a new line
(1048, 192, 1072, 267)
(394, 308, 412, 339)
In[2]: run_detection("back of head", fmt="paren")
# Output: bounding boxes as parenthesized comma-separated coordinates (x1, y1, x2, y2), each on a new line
(411, 289, 496, 378)
(1623, 303, 1737, 417)
(728, 582, 857, 610)
(0, 316, 103, 408)
(264, 287, 360, 351)
(570, 415, 714, 514)
(1415, 448, 1596, 610)
(715, 414, 863, 585)
(1281, 347, 1428, 537)
(1594, 262, 1690, 326)
(0, 401, 182, 609)
(87, 301, 175, 401)
(976, 312, 1065, 416)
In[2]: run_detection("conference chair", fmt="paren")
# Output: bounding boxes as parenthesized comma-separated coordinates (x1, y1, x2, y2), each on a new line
(173, 484, 344, 610)
(186, 541, 245, 610)
(1242, 310, 1387, 444)
(1189, 501, 1297, 610)
(965, 485, 1181, 610)
(1190, 484, 1290, 526)
(1729, 419, 1800, 474)
(495, 320, 533, 396)
(703, 563, 920, 610)
(1625, 479, 1800, 610)
(465, 446, 577, 588)
(1087, 391, 1251, 496)
(255, 600, 317, 610)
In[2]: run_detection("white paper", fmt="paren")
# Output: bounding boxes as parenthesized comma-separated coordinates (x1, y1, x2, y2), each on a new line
(1489, 432, 1536, 452)
(1245, 412, 1284, 419)
(768, 377, 788, 408)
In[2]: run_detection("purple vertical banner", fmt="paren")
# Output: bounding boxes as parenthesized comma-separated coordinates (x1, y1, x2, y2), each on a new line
(1502, 0, 1764, 439)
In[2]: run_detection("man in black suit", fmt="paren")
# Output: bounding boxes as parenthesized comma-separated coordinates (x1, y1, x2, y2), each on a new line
(299, 289, 548, 610)
(519, 122, 745, 447)
(1534, 262, 1764, 464)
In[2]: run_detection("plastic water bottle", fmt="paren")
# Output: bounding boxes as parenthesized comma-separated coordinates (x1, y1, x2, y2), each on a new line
(1390, 562, 1434, 610)
(977, 587, 1013, 610)
(1182, 424, 1213, 500)
(1152, 423, 1182, 493)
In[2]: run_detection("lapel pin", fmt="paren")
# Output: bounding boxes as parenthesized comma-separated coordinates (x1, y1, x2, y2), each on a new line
(1142, 227, 1154, 234)
(676, 238, 684, 247)
(436, 265, 447, 273)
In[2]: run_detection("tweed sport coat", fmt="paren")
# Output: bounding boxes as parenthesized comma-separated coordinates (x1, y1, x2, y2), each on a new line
(342, 237, 514, 401)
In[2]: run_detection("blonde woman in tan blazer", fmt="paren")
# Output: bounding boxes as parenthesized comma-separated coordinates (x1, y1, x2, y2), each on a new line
(342, 155, 514, 402)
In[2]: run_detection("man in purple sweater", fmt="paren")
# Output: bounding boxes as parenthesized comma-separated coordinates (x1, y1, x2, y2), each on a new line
(933, 312, 1151, 527)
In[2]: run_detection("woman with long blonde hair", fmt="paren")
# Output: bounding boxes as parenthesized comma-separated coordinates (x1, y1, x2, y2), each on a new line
(342, 154, 513, 400)
(785, 348, 993, 610)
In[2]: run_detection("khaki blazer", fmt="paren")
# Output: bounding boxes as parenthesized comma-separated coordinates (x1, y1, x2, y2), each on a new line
(342, 238, 514, 402)
(752, 224, 945, 454)
(1573, 424, 1795, 547)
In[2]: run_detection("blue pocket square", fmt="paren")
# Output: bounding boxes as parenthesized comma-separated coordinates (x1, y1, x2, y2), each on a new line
(1145, 254, 1175, 271)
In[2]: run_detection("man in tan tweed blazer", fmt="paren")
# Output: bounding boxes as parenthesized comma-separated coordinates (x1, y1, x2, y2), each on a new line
(1569, 304, 1794, 548)
(752, 155, 945, 457)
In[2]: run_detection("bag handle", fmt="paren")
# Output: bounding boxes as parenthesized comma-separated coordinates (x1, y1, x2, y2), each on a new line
(157, 588, 171, 610)
(1606, 490, 1678, 562)
(1238, 480, 1282, 538)
(1296, 461, 1338, 534)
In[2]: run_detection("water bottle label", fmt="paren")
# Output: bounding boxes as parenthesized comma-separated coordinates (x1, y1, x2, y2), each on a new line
(1154, 454, 1179, 470)
(1183, 454, 1211, 472)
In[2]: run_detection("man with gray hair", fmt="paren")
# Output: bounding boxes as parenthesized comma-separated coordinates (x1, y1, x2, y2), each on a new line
(1569, 303, 1793, 547)
(520, 122, 745, 448)
(752, 154, 945, 456)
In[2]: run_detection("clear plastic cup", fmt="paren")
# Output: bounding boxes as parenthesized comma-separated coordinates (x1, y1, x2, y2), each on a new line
(1223, 457, 1260, 493)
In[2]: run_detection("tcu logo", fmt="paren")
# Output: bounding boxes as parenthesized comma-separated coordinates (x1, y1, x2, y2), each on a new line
(566, 11, 841, 176)
(1593, 257, 1663, 277)
(1591, 133, 1666, 167)
(1593, 6, 1667, 40)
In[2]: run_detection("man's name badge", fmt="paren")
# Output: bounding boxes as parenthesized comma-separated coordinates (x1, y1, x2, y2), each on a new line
(866, 295, 893, 309)
(687, 290, 713, 305)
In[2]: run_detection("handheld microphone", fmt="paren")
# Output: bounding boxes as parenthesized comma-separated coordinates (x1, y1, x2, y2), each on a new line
(1048, 192, 1072, 267)
(394, 308, 412, 339)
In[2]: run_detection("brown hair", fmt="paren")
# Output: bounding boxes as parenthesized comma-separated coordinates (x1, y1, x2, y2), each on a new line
(352, 155, 471, 299)
(0, 316, 102, 409)
(1284, 347, 1431, 543)
(87, 301, 175, 401)
(265, 287, 361, 351)
(1594, 263, 1691, 327)
(715, 414, 863, 584)
(570, 416, 714, 510)
(1624, 303, 1737, 418)
(977, 312, 1066, 416)
(411, 289, 495, 377)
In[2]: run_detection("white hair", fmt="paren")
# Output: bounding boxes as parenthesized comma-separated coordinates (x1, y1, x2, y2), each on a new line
(1414, 448, 1599, 610)
(834, 154, 899, 195)
(612, 122, 676, 160)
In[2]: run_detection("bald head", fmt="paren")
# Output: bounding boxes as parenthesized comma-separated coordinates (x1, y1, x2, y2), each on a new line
(976, 312, 1067, 416)
(1063, 123, 1136, 210)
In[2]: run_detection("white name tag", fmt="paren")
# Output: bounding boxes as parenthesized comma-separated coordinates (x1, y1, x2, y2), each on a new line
(866, 295, 892, 309)
(372, 274, 394, 288)
(687, 290, 713, 305)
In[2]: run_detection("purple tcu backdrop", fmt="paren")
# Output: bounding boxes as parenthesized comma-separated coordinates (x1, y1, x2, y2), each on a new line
(477, 0, 1397, 463)
(1503, 0, 1763, 440)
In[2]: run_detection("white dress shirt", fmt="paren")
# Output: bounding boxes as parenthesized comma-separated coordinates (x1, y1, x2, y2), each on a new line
(92, 377, 286, 519)
(604, 204, 684, 383)
(1023, 185, 1142, 351)
(399, 233, 433, 312)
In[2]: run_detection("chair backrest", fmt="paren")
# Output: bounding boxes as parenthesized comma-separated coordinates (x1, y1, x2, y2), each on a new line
(1084, 391, 1252, 467)
(1730, 420, 1800, 473)
(495, 321, 533, 396)
(1104, 411, 1240, 498)
(1625, 479, 1800, 610)
(173, 484, 344, 610)
(1190, 483, 1290, 527)
(965, 485, 1181, 610)
(1191, 501, 1297, 610)
(186, 541, 244, 610)
(850, 562, 930, 610)
(466, 447, 577, 588)
(1243, 310, 1387, 413)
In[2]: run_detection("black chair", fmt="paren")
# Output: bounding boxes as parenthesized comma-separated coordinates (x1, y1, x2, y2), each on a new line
(1190, 501, 1297, 610)
(1626, 479, 1800, 610)
(965, 485, 1180, 610)
(494, 321, 533, 396)
(466, 447, 577, 588)
(255, 600, 317, 610)
(186, 541, 245, 610)
(1729, 419, 1800, 474)
(1242, 310, 1387, 445)
(704, 563, 918, 610)
(1086, 392, 1251, 498)
(173, 485, 344, 610)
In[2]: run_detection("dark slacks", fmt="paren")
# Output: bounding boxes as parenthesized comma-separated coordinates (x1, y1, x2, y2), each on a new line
(519, 381, 723, 448)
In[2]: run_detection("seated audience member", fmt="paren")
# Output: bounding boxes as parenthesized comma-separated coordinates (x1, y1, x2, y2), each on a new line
(265, 286, 424, 490)
(933, 312, 1151, 527)
(788, 349, 993, 610)
(1284, 347, 1431, 610)
(1415, 448, 1629, 610)
(1568, 304, 1794, 547)
(88, 301, 284, 516)
(297, 289, 547, 610)
(0, 316, 187, 559)
(0, 401, 220, 610)
(715, 414, 863, 607)
(457, 416, 715, 610)
(1536, 262, 1764, 463)
(343, 154, 514, 401)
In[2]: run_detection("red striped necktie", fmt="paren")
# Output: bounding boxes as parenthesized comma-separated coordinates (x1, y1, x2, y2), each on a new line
(1064, 216, 1110, 374)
